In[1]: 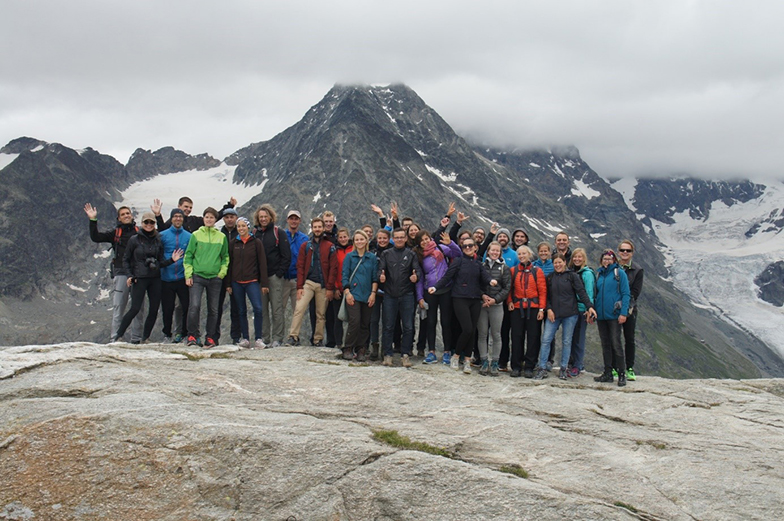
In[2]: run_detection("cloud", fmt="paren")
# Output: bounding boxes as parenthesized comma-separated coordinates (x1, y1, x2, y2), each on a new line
(1, 0, 783, 179)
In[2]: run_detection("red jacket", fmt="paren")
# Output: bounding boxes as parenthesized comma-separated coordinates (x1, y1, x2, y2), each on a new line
(507, 263, 547, 310)
(296, 238, 339, 291)
(335, 244, 353, 291)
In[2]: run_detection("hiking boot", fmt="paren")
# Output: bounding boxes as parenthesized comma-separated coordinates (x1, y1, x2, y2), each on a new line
(369, 343, 380, 361)
(442, 352, 452, 366)
(204, 337, 216, 349)
(356, 347, 367, 362)
(402, 354, 412, 368)
(254, 339, 266, 350)
(626, 367, 636, 381)
(594, 371, 614, 383)
(523, 368, 534, 379)
(618, 373, 627, 387)
(382, 355, 393, 367)
(510, 370, 522, 378)
(534, 368, 549, 380)
(545, 361, 553, 372)
(478, 359, 490, 376)
(416, 349, 425, 358)
(498, 363, 510, 372)
(173, 333, 183, 343)
(450, 355, 460, 370)
(470, 357, 481, 367)
(186, 335, 198, 347)
(490, 360, 500, 377)
(423, 352, 438, 364)
(285, 336, 299, 346)
(558, 368, 568, 380)
(163, 336, 173, 344)
(238, 338, 250, 348)
(269, 341, 282, 348)
(312, 340, 324, 347)
(342, 347, 354, 360)
(463, 361, 472, 374)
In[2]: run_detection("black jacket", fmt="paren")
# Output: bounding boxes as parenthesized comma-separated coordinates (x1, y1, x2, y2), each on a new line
(89, 219, 138, 276)
(482, 258, 511, 304)
(122, 230, 174, 279)
(377, 246, 423, 298)
(435, 254, 492, 299)
(622, 264, 644, 312)
(254, 224, 291, 278)
(545, 270, 593, 318)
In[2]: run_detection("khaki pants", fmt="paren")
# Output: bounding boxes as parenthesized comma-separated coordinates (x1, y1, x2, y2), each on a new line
(289, 280, 328, 342)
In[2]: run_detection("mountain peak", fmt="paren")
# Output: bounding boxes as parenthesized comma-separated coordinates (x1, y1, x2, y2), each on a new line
(1, 137, 48, 154)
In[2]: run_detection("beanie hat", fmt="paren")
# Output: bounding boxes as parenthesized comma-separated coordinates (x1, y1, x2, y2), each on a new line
(496, 228, 511, 241)
(170, 208, 184, 218)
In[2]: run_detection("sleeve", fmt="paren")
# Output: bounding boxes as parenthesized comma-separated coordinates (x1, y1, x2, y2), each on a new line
(630, 268, 644, 307)
(89, 220, 113, 243)
(445, 241, 462, 258)
(543, 272, 552, 311)
(296, 242, 308, 290)
(572, 272, 593, 310)
(434, 257, 460, 292)
(415, 257, 425, 302)
(377, 250, 387, 280)
(123, 237, 137, 277)
(218, 235, 230, 279)
(448, 221, 461, 243)
(342, 254, 352, 291)
(216, 200, 234, 219)
(327, 246, 339, 291)
(158, 239, 174, 269)
(619, 270, 631, 316)
(157, 215, 171, 231)
(583, 270, 596, 305)
(257, 240, 269, 289)
(478, 234, 493, 258)
(277, 228, 291, 278)
(479, 261, 493, 288)
(225, 241, 234, 287)
(496, 265, 512, 304)
(183, 234, 196, 279)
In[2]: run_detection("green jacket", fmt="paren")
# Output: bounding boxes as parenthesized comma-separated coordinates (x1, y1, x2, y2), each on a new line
(184, 226, 229, 279)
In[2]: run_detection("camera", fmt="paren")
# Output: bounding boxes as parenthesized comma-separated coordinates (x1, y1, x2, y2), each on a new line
(145, 256, 159, 270)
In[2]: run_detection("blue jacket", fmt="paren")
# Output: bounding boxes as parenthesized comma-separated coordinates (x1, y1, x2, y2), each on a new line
(342, 250, 379, 303)
(595, 262, 631, 320)
(575, 266, 596, 313)
(160, 225, 191, 282)
(533, 258, 554, 276)
(285, 229, 309, 280)
(484, 245, 519, 268)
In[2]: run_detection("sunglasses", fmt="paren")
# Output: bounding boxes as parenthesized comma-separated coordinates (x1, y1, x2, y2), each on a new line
(619, 248, 633, 253)
(462, 243, 476, 249)
(143, 220, 156, 225)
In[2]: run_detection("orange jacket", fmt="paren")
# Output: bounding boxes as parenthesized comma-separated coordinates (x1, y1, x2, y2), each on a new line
(506, 263, 547, 310)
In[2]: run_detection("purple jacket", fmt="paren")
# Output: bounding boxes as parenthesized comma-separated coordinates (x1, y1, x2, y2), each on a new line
(416, 241, 462, 301)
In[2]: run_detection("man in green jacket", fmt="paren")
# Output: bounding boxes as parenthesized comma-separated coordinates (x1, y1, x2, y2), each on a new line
(183, 207, 229, 348)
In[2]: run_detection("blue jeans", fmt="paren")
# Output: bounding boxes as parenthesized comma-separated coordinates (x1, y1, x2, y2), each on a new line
(382, 293, 415, 356)
(232, 281, 264, 340)
(569, 313, 588, 371)
(538, 314, 578, 370)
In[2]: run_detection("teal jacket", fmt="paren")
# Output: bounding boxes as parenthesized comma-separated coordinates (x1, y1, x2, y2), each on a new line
(575, 266, 596, 313)
(342, 250, 379, 303)
(595, 262, 630, 320)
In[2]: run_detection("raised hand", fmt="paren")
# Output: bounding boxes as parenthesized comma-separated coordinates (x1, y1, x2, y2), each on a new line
(440, 217, 450, 228)
(440, 232, 451, 245)
(490, 222, 499, 234)
(371, 204, 384, 216)
(457, 211, 469, 224)
(83, 203, 97, 220)
(229, 196, 237, 207)
(150, 198, 162, 216)
(446, 202, 456, 217)
(390, 202, 399, 219)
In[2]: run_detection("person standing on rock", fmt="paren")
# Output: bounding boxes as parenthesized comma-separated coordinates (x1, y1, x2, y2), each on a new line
(378, 228, 423, 367)
(286, 217, 338, 346)
(535, 253, 596, 381)
(618, 240, 643, 381)
(333, 227, 354, 351)
(216, 208, 241, 344)
(507, 245, 547, 378)
(226, 217, 269, 349)
(184, 207, 229, 348)
(341, 230, 379, 361)
(84, 202, 145, 343)
(593, 249, 631, 387)
(477, 241, 511, 376)
(254, 204, 291, 348)
(428, 238, 496, 375)
(367, 228, 393, 360)
(159, 208, 191, 343)
(567, 248, 596, 377)
(283, 210, 309, 328)
(114, 212, 183, 343)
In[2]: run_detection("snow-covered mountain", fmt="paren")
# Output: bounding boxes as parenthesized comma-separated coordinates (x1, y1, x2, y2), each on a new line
(613, 177, 784, 359)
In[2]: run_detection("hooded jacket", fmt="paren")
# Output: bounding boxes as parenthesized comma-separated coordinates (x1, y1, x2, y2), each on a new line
(184, 226, 229, 280)
(89, 218, 138, 276)
(255, 224, 292, 279)
(482, 257, 511, 305)
(507, 262, 547, 310)
(296, 236, 338, 291)
(595, 262, 631, 320)
(123, 229, 174, 279)
(416, 241, 461, 301)
(159, 225, 191, 282)
(545, 269, 593, 319)
(342, 250, 379, 303)
(434, 254, 492, 299)
(226, 234, 270, 288)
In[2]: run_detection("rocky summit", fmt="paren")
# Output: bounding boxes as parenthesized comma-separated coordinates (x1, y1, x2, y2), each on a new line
(1, 343, 782, 520)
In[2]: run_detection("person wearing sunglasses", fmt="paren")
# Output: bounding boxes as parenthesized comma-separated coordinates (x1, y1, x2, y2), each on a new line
(113, 212, 183, 343)
(593, 249, 631, 387)
(618, 240, 643, 381)
(428, 239, 496, 374)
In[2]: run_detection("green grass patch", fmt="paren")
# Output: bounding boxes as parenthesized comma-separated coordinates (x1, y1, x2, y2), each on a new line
(372, 429, 454, 458)
(499, 464, 529, 479)
(614, 501, 638, 513)
(208, 352, 236, 359)
(172, 351, 201, 362)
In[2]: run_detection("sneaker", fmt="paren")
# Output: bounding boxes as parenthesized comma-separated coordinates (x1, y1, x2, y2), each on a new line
(416, 349, 425, 358)
(342, 347, 354, 360)
(594, 371, 614, 383)
(490, 360, 500, 377)
(534, 368, 549, 380)
(523, 368, 534, 379)
(545, 361, 553, 372)
(163, 336, 173, 344)
(463, 362, 472, 374)
(568, 367, 580, 378)
(450, 355, 460, 370)
(186, 335, 198, 346)
(312, 340, 324, 347)
(238, 339, 251, 348)
(285, 336, 300, 346)
(470, 357, 481, 367)
(382, 355, 393, 367)
(498, 363, 510, 372)
(612, 368, 618, 378)
(618, 373, 627, 387)
(442, 352, 452, 366)
(402, 354, 412, 368)
(254, 339, 266, 350)
(626, 368, 636, 381)
(355, 347, 367, 362)
(204, 337, 217, 349)
(269, 341, 282, 348)
(510, 370, 522, 378)
(478, 359, 489, 376)
(173, 334, 183, 344)
(558, 368, 568, 380)
(423, 352, 438, 364)
(369, 343, 380, 361)
(232, 338, 241, 345)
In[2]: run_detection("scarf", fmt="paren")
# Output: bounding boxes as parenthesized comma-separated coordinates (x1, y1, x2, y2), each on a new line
(423, 240, 444, 263)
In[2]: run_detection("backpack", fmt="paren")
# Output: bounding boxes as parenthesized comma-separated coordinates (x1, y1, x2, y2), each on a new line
(511, 264, 540, 309)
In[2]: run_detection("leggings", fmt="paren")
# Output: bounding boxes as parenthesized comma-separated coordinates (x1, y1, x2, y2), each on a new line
(452, 297, 482, 359)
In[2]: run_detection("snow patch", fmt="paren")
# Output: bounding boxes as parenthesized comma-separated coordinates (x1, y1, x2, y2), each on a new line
(571, 179, 600, 200)
(426, 165, 457, 183)
(93, 250, 112, 259)
(30, 145, 44, 152)
(590, 233, 607, 239)
(529, 162, 541, 168)
(97, 289, 111, 301)
(67, 283, 88, 293)
(611, 177, 639, 213)
(313, 191, 322, 203)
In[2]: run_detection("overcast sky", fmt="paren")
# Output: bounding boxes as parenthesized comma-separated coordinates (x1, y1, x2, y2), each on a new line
(2, 1, 783, 180)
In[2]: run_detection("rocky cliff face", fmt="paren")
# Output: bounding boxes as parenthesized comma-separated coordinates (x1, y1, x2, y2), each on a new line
(126, 146, 221, 181)
(756, 261, 784, 307)
(1, 342, 782, 521)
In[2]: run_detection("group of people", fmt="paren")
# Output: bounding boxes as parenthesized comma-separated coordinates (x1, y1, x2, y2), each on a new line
(86, 198, 643, 386)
